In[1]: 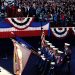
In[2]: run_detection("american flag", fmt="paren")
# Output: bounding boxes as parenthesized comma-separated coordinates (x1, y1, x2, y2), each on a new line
(11, 37, 43, 75)
(12, 39, 32, 75)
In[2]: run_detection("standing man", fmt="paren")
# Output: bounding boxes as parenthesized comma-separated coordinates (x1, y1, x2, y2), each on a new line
(64, 43, 72, 74)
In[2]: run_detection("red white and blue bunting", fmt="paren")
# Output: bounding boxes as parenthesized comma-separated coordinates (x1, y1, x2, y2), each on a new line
(51, 27, 69, 38)
(0, 16, 75, 38)
(7, 17, 33, 29)
(51, 27, 75, 38)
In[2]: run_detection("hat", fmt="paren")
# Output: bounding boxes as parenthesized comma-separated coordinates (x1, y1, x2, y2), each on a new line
(50, 45, 55, 48)
(47, 43, 52, 46)
(65, 43, 70, 46)
(38, 48, 41, 51)
(38, 51, 41, 55)
(41, 54, 44, 58)
(45, 40, 49, 43)
(42, 57, 46, 61)
(53, 48, 58, 50)
(50, 62, 55, 65)
(57, 50, 63, 54)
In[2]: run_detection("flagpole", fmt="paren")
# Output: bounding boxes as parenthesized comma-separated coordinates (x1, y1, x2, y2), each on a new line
(40, 17, 43, 48)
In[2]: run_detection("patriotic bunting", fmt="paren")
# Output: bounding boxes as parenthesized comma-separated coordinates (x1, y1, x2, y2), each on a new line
(0, 17, 75, 38)
(51, 27, 75, 38)
(6, 17, 33, 29)
(51, 27, 69, 38)
(0, 18, 49, 38)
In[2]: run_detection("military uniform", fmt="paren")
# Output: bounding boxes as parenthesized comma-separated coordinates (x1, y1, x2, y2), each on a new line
(62, 43, 71, 75)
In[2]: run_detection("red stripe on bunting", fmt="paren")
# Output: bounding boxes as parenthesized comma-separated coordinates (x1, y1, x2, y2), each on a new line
(0, 30, 48, 38)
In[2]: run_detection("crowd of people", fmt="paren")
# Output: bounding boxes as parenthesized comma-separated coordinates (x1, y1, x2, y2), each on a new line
(0, 0, 75, 26)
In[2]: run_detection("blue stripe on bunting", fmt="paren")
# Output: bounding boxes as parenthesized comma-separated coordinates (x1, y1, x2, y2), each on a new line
(0, 22, 12, 28)
(0, 21, 48, 28)
(31, 22, 48, 27)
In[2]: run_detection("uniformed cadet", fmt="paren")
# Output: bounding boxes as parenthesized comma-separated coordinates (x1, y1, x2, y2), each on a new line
(64, 43, 71, 74)
(42, 43, 53, 75)
(53, 48, 59, 63)
(46, 44, 56, 75)
(41, 42, 53, 60)
(41, 42, 54, 75)
(57, 49, 63, 64)
(62, 43, 71, 75)
(46, 43, 53, 61)
(53, 48, 64, 75)
(37, 48, 46, 75)
(49, 45, 56, 62)
(64, 43, 71, 55)
(38, 42, 50, 75)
